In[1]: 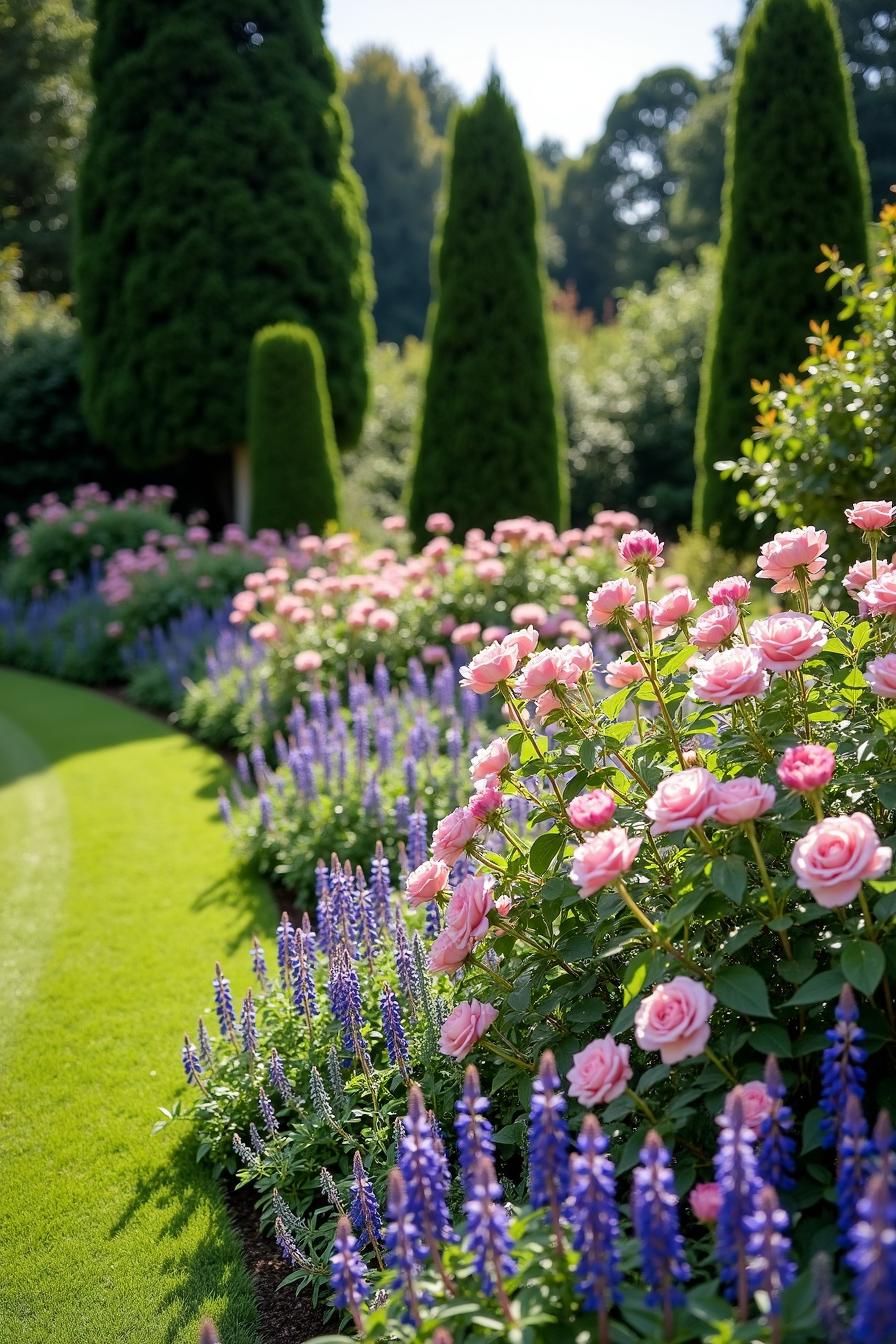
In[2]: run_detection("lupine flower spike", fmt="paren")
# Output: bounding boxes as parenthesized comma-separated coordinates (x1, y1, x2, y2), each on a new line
(463, 1157, 515, 1321)
(321, 1166, 346, 1214)
(398, 1084, 456, 1292)
(715, 1088, 761, 1319)
(846, 1172, 896, 1344)
(744, 1185, 795, 1341)
(758, 1055, 796, 1190)
(384, 1168, 427, 1326)
(268, 1048, 293, 1101)
(874, 1110, 896, 1201)
(528, 1050, 570, 1251)
(380, 984, 410, 1079)
(455, 1065, 495, 1196)
(350, 1151, 385, 1267)
(258, 1086, 279, 1138)
(568, 1114, 621, 1343)
(212, 962, 237, 1040)
(330, 1215, 369, 1334)
(240, 989, 257, 1056)
(181, 1034, 204, 1089)
(836, 1091, 872, 1240)
(250, 935, 268, 987)
(632, 1129, 689, 1339)
(810, 1253, 848, 1344)
(820, 984, 866, 1150)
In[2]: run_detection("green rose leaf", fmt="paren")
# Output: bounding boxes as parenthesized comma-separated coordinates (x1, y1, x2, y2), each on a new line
(841, 940, 886, 997)
(528, 830, 566, 875)
(710, 855, 747, 904)
(713, 965, 773, 1018)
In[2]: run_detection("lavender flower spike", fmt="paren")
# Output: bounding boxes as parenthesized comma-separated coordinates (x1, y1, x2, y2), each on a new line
(455, 1065, 495, 1197)
(568, 1114, 621, 1336)
(757, 1055, 796, 1191)
(820, 983, 866, 1150)
(212, 962, 237, 1039)
(330, 1215, 369, 1334)
(350, 1150, 384, 1256)
(836, 1091, 872, 1241)
(464, 1157, 515, 1319)
(258, 1086, 279, 1138)
(745, 1185, 795, 1337)
(528, 1050, 570, 1248)
(384, 1168, 428, 1326)
(715, 1087, 761, 1319)
(380, 985, 410, 1077)
(846, 1172, 896, 1344)
(398, 1084, 455, 1289)
(632, 1129, 689, 1337)
(181, 1034, 203, 1087)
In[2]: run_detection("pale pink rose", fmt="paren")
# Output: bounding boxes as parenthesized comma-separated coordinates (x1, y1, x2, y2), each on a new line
(568, 789, 616, 831)
(459, 641, 518, 694)
(249, 621, 279, 644)
(482, 624, 509, 643)
(721, 1081, 773, 1131)
(689, 1183, 722, 1223)
(439, 1000, 498, 1057)
(587, 578, 638, 627)
(844, 558, 896, 602)
(382, 514, 406, 532)
(860, 570, 896, 616)
(451, 622, 482, 646)
(692, 603, 740, 650)
(534, 689, 563, 719)
(368, 607, 398, 632)
(634, 976, 716, 1064)
(515, 645, 591, 700)
(445, 875, 494, 944)
(756, 526, 828, 593)
(470, 737, 511, 782)
(431, 806, 481, 864)
(845, 500, 896, 532)
(560, 618, 591, 642)
(791, 812, 892, 907)
(691, 646, 768, 706)
(406, 859, 450, 908)
(570, 827, 642, 896)
(422, 644, 447, 665)
(424, 536, 451, 559)
(232, 590, 258, 614)
(708, 575, 751, 608)
(750, 612, 827, 673)
(654, 586, 697, 625)
(511, 602, 547, 627)
(714, 776, 776, 825)
(475, 559, 505, 583)
(604, 655, 646, 688)
(426, 512, 454, 535)
(618, 528, 664, 570)
(502, 625, 539, 659)
(566, 1036, 633, 1106)
(468, 781, 504, 821)
(294, 650, 323, 673)
(428, 927, 473, 975)
(777, 743, 836, 793)
(645, 768, 721, 836)
(865, 653, 896, 698)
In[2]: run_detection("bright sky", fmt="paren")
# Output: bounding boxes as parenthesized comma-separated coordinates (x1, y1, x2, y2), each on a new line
(326, 0, 746, 153)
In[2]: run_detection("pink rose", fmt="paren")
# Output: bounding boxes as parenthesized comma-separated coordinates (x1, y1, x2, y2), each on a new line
(844, 558, 896, 601)
(689, 1183, 722, 1223)
(749, 612, 827, 673)
(604, 655, 646, 688)
(713, 776, 776, 825)
(426, 512, 454, 535)
(482, 624, 509, 643)
(368, 607, 398, 632)
(634, 976, 716, 1064)
(233, 590, 258, 614)
(860, 570, 896, 616)
(470, 737, 511, 782)
(691, 646, 768, 706)
(618, 528, 664, 570)
(845, 500, 896, 532)
(459, 641, 518, 694)
(293, 650, 323, 672)
(708, 575, 751, 608)
(570, 827, 642, 896)
(566, 1035, 633, 1106)
(654, 586, 697, 626)
(865, 654, 896, 698)
(511, 602, 547, 627)
(721, 1080, 773, 1131)
(534, 689, 563, 719)
(514, 646, 589, 700)
(791, 811, 892, 908)
(438, 999, 499, 1058)
(451, 622, 482, 646)
(431, 806, 481, 864)
(502, 625, 540, 659)
(249, 621, 278, 644)
(756, 526, 828, 593)
(406, 859, 450, 908)
(645, 768, 720, 836)
(587, 578, 637, 627)
(777, 743, 836, 793)
(445, 874, 494, 943)
(382, 514, 406, 532)
(568, 789, 616, 831)
(428, 927, 473, 975)
(468, 781, 504, 821)
(692, 603, 740, 650)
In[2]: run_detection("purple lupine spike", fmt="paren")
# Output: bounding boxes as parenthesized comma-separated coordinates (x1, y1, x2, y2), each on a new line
(445, 718, 462, 772)
(275, 1216, 313, 1271)
(450, 853, 475, 887)
(182, 1034, 203, 1086)
(821, 984, 866, 1150)
(258, 792, 274, 832)
(240, 989, 257, 1055)
(331, 858, 358, 953)
(290, 927, 319, 1025)
(350, 1150, 385, 1250)
(233, 1133, 258, 1167)
(197, 1017, 213, 1064)
(399, 1084, 455, 1256)
(837, 1091, 873, 1241)
(375, 717, 394, 770)
(460, 686, 479, 728)
(758, 1056, 796, 1191)
(425, 901, 442, 939)
(354, 705, 370, 773)
(301, 909, 316, 958)
(569, 1115, 621, 1326)
(315, 861, 333, 956)
(846, 1172, 896, 1343)
(433, 663, 454, 713)
(380, 985, 410, 1075)
(213, 962, 237, 1038)
(392, 917, 417, 1011)
(249, 743, 266, 777)
(289, 701, 305, 740)
(355, 866, 379, 960)
(273, 729, 289, 764)
(230, 779, 246, 811)
(369, 841, 392, 929)
(249, 1122, 265, 1155)
(407, 807, 428, 871)
(276, 912, 294, 990)
(250, 936, 268, 987)
(715, 1087, 761, 1316)
(373, 656, 390, 700)
(269, 1048, 293, 1101)
(874, 1111, 896, 1201)
(403, 754, 417, 801)
(408, 656, 427, 699)
(395, 793, 411, 837)
(258, 1086, 279, 1137)
(745, 1185, 795, 1329)
(330, 1215, 369, 1334)
(528, 1051, 570, 1244)
(384, 1169, 428, 1325)
(217, 791, 233, 829)
(362, 772, 382, 820)
(810, 1254, 849, 1344)
(236, 752, 250, 786)
(464, 1156, 515, 1305)
(455, 1065, 495, 1197)
(632, 1129, 690, 1332)
(330, 947, 370, 1069)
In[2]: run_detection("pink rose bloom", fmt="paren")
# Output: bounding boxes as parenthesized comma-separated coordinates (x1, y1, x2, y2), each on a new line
(634, 976, 716, 1064)
(645, 768, 721, 836)
(692, 602, 740, 650)
(777, 743, 836, 793)
(469, 781, 504, 821)
(426, 512, 454, 535)
(439, 1000, 499, 1058)
(865, 653, 896, 698)
(406, 858, 450, 907)
(482, 624, 509, 643)
(570, 827, 642, 896)
(618, 528, 664, 570)
(431, 806, 481, 864)
(451, 622, 482, 646)
(654, 586, 697, 625)
(756, 526, 828, 593)
(514, 648, 572, 700)
(428, 927, 473, 975)
(791, 811, 892, 907)
(845, 500, 896, 532)
(232, 590, 258, 614)
(511, 602, 547, 627)
(690, 1183, 722, 1223)
(714, 776, 776, 825)
(708, 575, 751, 608)
(568, 789, 616, 831)
(459, 641, 518, 694)
(844, 557, 896, 602)
(475, 559, 505, 583)
(721, 1081, 773, 1131)
(249, 620, 279, 644)
(368, 607, 398, 632)
(445, 875, 494, 944)
(502, 625, 540, 660)
(422, 644, 447, 665)
(382, 514, 406, 532)
(750, 612, 827, 673)
(587, 578, 638, 627)
(604, 655, 646, 688)
(470, 737, 511, 782)
(566, 1035, 633, 1106)
(534, 689, 563, 719)
(294, 650, 323, 673)
(860, 570, 896, 616)
(691, 646, 768, 706)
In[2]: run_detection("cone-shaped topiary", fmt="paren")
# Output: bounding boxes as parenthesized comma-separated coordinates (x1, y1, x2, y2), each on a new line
(248, 324, 343, 536)
(76, 0, 374, 470)
(694, 0, 869, 546)
(408, 74, 567, 543)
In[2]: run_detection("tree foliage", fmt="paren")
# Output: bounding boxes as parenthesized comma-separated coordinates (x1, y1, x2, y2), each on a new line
(666, 89, 729, 263)
(694, 0, 869, 546)
(76, 0, 374, 471)
(408, 76, 567, 542)
(837, 0, 896, 211)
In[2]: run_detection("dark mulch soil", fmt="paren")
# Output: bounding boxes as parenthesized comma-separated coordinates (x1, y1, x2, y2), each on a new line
(226, 1180, 330, 1344)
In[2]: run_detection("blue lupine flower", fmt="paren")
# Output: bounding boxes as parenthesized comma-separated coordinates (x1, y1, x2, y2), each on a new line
(330, 947, 370, 1068)
(715, 1088, 761, 1312)
(396, 789, 412, 833)
(464, 1156, 515, 1298)
(269, 1048, 292, 1101)
(217, 791, 233, 828)
(384, 1169, 428, 1325)
(758, 1055, 796, 1191)
(455, 1065, 495, 1197)
(846, 1173, 896, 1343)
(407, 807, 428, 871)
(568, 1114, 621, 1318)
(821, 984, 866, 1150)
(274, 1216, 312, 1271)
(392, 918, 416, 1009)
(250, 935, 268, 987)
(301, 910, 316, 959)
(350, 1150, 384, 1250)
(239, 989, 257, 1054)
(528, 1051, 570, 1229)
(362, 772, 382, 820)
(258, 1086, 279, 1137)
(273, 729, 289, 765)
(837, 1092, 873, 1241)
(290, 928, 319, 1023)
(425, 900, 442, 939)
(373, 657, 390, 700)
(248, 1123, 265, 1155)
(232, 1133, 258, 1167)
(874, 1111, 896, 1201)
(380, 985, 410, 1073)
(330, 1215, 369, 1331)
(181, 1034, 203, 1086)
(632, 1129, 690, 1322)
(399, 1084, 454, 1249)
(355, 866, 379, 960)
(331, 860, 359, 952)
(369, 840, 392, 928)
(259, 792, 274, 831)
(276, 912, 294, 989)
(745, 1185, 795, 1317)
(315, 862, 333, 956)
(197, 1017, 212, 1064)
(236, 752, 250, 786)
(213, 962, 236, 1037)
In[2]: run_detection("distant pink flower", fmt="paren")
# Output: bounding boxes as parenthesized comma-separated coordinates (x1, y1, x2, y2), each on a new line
(233, 590, 258, 614)
(459, 641, 518, 694)
(431, 806, 481, 864)
(646, 768, 720, 835)
(845, 500, 896, 532)
(860, 570, 896, 616)
(756, 526, 828, 593)
(482, 624, 509, 643)
(587, 578, 638, 627)
(865, 653, 896, 698)
(690, 1183, 722, 1223)
(445, 874, 494, 944)
(618, 528, 664, 570)
(568, 789, 616, 831)
(438, 1000, 498, 1058)
(475, 559, 505, 583)
(777, 743, 835, 793)
(749, 612, 827, 672)
(570, 827, 641, 896)
(511, 602, 547, 627)
(708, 575, 751, 608)
(566, 1036, 632, 1106)
(105, 621, 123, 638)
(722, 1081, 773, 1131)
(426, 512, 454, 535)
(791, 812, 891, 908)
(502, 625, 539, 660)
(293, 650, 323, 673)
(368, 608, 398, 632)
(428, 927, 473, 975)
(654, 586, 697, 625)
(691, 646, 768, 706)
(604, 655, 646, 688)
(249, 621, 278, 644)
(451, 622, 482, 646)
(714, 776, 776, 825)
(470, 738, 511, 782)
(406, 859, 450, 907)
(382, 514, 406, 532)
(422, 644, 447, 665)
(634, 976, 716, 1064)
(692, 603, 740, 650)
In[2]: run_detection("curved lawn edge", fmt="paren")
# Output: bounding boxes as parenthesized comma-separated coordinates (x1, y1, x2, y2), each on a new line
(0, 669, 271, 1344)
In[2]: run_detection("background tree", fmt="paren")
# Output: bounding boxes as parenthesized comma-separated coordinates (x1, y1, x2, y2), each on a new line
(77, 0, 374, 487)
(837, 1, 896, 210)
(694, 0, 869, 545)
(412, 55, 461, 137)
(409, 75, 567, 542)
(666, 89, 729, 262)
(0, 0, 93, 292)
(344, 48, 441, 345)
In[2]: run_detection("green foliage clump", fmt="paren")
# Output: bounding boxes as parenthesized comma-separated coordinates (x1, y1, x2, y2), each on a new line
(409, 76, 567, 542)
(694, 0, 870, 546)
(76, 0, 374, 468)
(248, 324, 343, 536)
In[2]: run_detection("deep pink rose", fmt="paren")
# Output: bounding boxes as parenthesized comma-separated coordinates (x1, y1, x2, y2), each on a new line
(428, 927, 472, 975)
(566, 1035, 633, 1105)
(587, 578, 637, 627)
(749, 612, 827, 672)
(645, 768, 720, 836)
(568, 789, 617, 831)
(845, 500, 896, 532)
(604, 655, 646, 688)
(406, 859, 450, 908)
(714, 776, 776, 825)
(791, 811, 892, 907)
(865, 653, 896, 698)
(777, 743, 836, 793)
(459, 641, 518, 694)
(445, 875, 494, 944)
(618, 528, 664, 570)
(438, 1000, 498, 1058)
(570, 827, 641, 896)
(431, 806, 481, 864)
(634, 976, 716, 1064)
(470, 737, 511, 782)
(690, 1182, 722, 1223)
(756, 526, 828, 593)
(691, 646, 768, 705)
(692, 603, 740, 650)
(708, 575, 751, 608)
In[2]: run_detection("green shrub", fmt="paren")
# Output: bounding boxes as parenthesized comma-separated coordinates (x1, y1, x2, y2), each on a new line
(248, 324, 343, 536)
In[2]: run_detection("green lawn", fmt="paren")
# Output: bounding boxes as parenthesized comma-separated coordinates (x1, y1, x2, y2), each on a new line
(0, 669, 271, 1344)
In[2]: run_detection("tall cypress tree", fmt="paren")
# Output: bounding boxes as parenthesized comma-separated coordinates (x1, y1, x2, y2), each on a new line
(408, 75, 567, 543)
(76, 0, 374, 473)
(694, 0, 868, 545)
